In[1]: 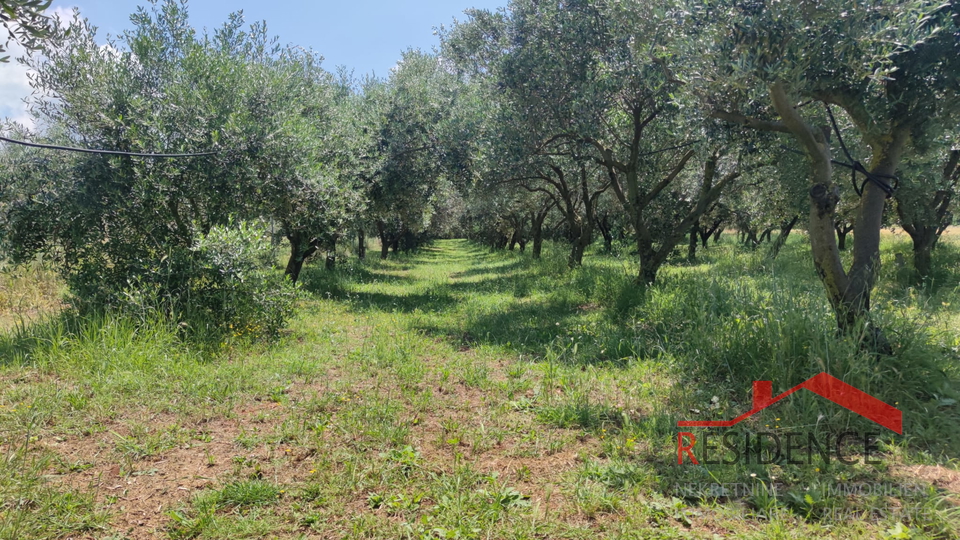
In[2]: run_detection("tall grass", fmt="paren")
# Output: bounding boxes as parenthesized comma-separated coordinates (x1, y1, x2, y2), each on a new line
(0, 257, 65, 332)
(1, 235, 958, 538)
(291, 237, 960, 457)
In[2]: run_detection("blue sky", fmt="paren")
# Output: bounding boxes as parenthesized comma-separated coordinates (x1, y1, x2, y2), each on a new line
(1, 0, 507, 126)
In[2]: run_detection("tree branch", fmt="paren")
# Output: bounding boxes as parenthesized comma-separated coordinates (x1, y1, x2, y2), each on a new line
(709, 110, 791, 134)
(769, 81, 831, 175)
(641, 149, 696, 207)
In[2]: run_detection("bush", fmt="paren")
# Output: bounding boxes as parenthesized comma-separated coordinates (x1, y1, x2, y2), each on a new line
(180, 221, 298, 339)
(102, 221, 297, 340)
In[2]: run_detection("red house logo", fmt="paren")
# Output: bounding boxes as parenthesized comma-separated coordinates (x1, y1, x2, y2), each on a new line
(677, 373, 902, 434)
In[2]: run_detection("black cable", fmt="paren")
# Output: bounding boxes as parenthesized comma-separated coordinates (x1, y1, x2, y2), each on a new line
(778, 111, 901, 200)
(823, 104, 897, 198)
(0, 135, 218, 158)
(824, 104, 870, 196)
(779, 144, 863, 172)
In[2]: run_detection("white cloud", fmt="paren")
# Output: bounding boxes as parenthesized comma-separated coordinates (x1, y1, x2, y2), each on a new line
(0, 39, 35, 128)
(50, 6, 76, 20)
(0, 5, 78, 131)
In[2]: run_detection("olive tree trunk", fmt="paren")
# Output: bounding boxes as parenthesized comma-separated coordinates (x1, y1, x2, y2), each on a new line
(529, 200, 554, 260)
(688, 221, 699, 262)
(377, 221, 390, 260)
(771, 81, 907, 342)
(835, 221, 854, 251)
(769, 215, 800, 259)
(531, 214, 545, 259)
(284, 230, 321, 284)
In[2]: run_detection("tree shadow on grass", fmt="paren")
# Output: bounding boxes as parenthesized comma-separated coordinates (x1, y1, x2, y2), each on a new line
(365, 261, 417, 272)
(412, 296, 646, 367)
(537, 399, 634, 430)
(389, 242, 488, 265)
(448, 259, 526, 280)
(445, 276, 522, 296)
(297, 264, 415, 298)
(347, 290, 459, 314)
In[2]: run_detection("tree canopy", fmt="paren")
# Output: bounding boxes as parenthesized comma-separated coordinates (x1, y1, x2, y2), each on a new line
(1, 0, 958, 340)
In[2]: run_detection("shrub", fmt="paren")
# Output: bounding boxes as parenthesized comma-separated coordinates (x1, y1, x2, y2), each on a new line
(181, 221, 298, 339)
(110, 221, 298, 340)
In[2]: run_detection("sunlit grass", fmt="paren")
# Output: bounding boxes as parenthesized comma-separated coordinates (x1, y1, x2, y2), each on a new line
(1, 236, 958, 538)
(0, 257, 65, 331)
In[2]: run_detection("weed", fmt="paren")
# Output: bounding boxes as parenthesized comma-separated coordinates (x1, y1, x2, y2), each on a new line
(2, 238, 959, 539)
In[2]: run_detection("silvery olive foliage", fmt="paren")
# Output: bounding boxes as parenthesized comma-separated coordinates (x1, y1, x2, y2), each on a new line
(0, 0, 53, 62)
(0, 1, 328, 335)
(1, 0, 958, 337)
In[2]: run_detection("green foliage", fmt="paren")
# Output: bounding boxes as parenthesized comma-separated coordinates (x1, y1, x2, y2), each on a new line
(0, 0, 53, 62)
(3, 1, 960, 534)
(0, 1, 319, 334)
(361, 49, 476, 252)
(64, 221, 296, 340)
(174, 221, 297, 339)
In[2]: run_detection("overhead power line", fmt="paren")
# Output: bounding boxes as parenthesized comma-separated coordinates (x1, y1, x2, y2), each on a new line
(0, 135, 218, 158)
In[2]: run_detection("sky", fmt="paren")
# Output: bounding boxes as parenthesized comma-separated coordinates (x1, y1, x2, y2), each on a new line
(0, 0, 507, 128)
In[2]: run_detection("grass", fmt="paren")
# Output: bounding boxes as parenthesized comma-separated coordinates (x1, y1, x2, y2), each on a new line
(0, 257, 64, 332)
(0, 234, 959, 539)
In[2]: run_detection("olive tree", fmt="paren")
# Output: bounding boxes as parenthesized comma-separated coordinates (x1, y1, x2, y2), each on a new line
(446, 0, 755, 281)
(896, 142, 959, 281)
(0, 1, 324, 332)
(362, 50, 472, 258)
(691, 0, 960, 334)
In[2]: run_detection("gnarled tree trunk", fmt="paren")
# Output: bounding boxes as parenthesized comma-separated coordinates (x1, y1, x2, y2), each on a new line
(530, 199, 554, 260)
(699, 215, 724, 248)
(284, 230, 321, 284)
(771, 82, 906, 346)
(769, 214, 800, 259)
(630, 152, 737, 283)
(835, 220, 854, 251)
(531, 216, 544, 259)
(377, 221, 390, 260)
